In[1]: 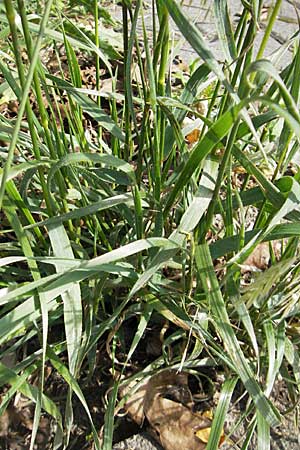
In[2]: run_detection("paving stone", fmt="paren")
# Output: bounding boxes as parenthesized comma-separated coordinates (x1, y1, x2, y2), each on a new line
(109, 1, 300, 66)
(167, 0, 300, 65)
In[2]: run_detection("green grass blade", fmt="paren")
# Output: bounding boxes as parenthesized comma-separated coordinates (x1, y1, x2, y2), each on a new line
(0, 361, 63, 428)
(47, 346, 101, 450)
(47, 75, 125, 141)
(256, 411, 270, 450)
(0, 0, 54, 208)
(210, 223, 300, 259)
(195, 244, 280, 427)
(130, 156, 219, 297)
(48, 223, 82, 375)
(164, 0, 226, 83)
(0, 238, 178, 309)
(206, 377, 237, 450)
(264, 322, 276, 397)
(23, 193, 135, 230)
(214, 0, 237, 63)
(163, 102, 244, 216)
(0, 363, 37, 415)
(47, 152, 134, 189)
(126, 304, 153, 363)
(102, 381, 119, 450)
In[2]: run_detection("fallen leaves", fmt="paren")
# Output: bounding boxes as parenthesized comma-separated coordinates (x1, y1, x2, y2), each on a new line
(182, 117, 202, 145)
(119, 369, 225, 450)
(243, 242, 270, 271)
(119, 377, 149, 426)
(242, 240, 282, 272)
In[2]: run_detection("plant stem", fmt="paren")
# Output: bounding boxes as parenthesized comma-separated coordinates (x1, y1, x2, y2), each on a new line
(0, 0, 54, 209)
(256, 0, 283, 61)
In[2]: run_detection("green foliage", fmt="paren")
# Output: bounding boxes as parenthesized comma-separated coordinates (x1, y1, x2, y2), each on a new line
(0, 0, 300, 448)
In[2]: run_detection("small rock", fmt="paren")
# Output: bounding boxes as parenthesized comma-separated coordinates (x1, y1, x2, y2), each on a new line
(113, 433, 163, 450)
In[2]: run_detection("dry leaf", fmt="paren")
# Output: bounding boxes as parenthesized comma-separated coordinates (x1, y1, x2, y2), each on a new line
(119, 369, 225, 450)
(119, 377, 149, 425)
(198, 408, 225, 445)
(195, 425, 225, 447)
(144, 370, 192, 406)
(35, 416, 51, 446)
(186, 128, 200, 145)
(243, 243, 270, 270)
(195, 426, 211, 443)
(182, 117, 202, 145)
(0, 409, 10, 437)
(143, 370, 211, 450)
(145, 396, 210, 450)
(242, 241, 285, 273)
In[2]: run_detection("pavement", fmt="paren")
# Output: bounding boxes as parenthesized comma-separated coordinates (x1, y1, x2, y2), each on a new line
(109, 0, 300, 67)
(166, 0, 300, 65)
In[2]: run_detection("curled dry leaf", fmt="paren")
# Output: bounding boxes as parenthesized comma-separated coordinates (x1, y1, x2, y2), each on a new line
(145, 396, 210, 450)
(144, 370, 210, 450)
(242, 240, 283, 272)
(119, 377, 149, 426)
(243, 242, 270, 271)
(143, 370, 193, 409)
(119, 369, 225, 450)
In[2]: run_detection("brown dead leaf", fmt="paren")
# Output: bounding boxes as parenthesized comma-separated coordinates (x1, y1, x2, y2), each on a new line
(0, 409, 10, 437)
(119, 369, 224, 450)
(182, 117, 202, 145)
(243, 242, 270, 270)
(17, 406, 33, 430)
(242, 240, 285, 273)
(35, 416, 51, 446)
(144, 370, 193, 409)
(0, 404, 32, 435)
(186, 128, 200, 145)
(119, 377, 149, 425)
(144, 370, 211, 450)
(145, 396, 211, 450)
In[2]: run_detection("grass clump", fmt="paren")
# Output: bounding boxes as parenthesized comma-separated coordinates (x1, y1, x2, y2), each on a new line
(0, 0, 300, 448)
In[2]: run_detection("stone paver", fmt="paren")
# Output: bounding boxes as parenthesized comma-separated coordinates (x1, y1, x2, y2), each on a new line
(109, 0, 300, 66)
(167, 0, 300, 66)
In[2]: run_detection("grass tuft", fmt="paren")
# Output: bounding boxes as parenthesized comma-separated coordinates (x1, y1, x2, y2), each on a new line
(1, 0, 300, 448)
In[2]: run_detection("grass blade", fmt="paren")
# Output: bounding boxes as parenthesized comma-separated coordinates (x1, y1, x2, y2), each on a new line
(0, 0, 54, 208)
(195, 243, 280, 427)
(206, 377, 237, 450)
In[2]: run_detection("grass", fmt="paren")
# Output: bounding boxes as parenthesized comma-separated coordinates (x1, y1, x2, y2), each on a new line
(0, 0, 300, 448)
